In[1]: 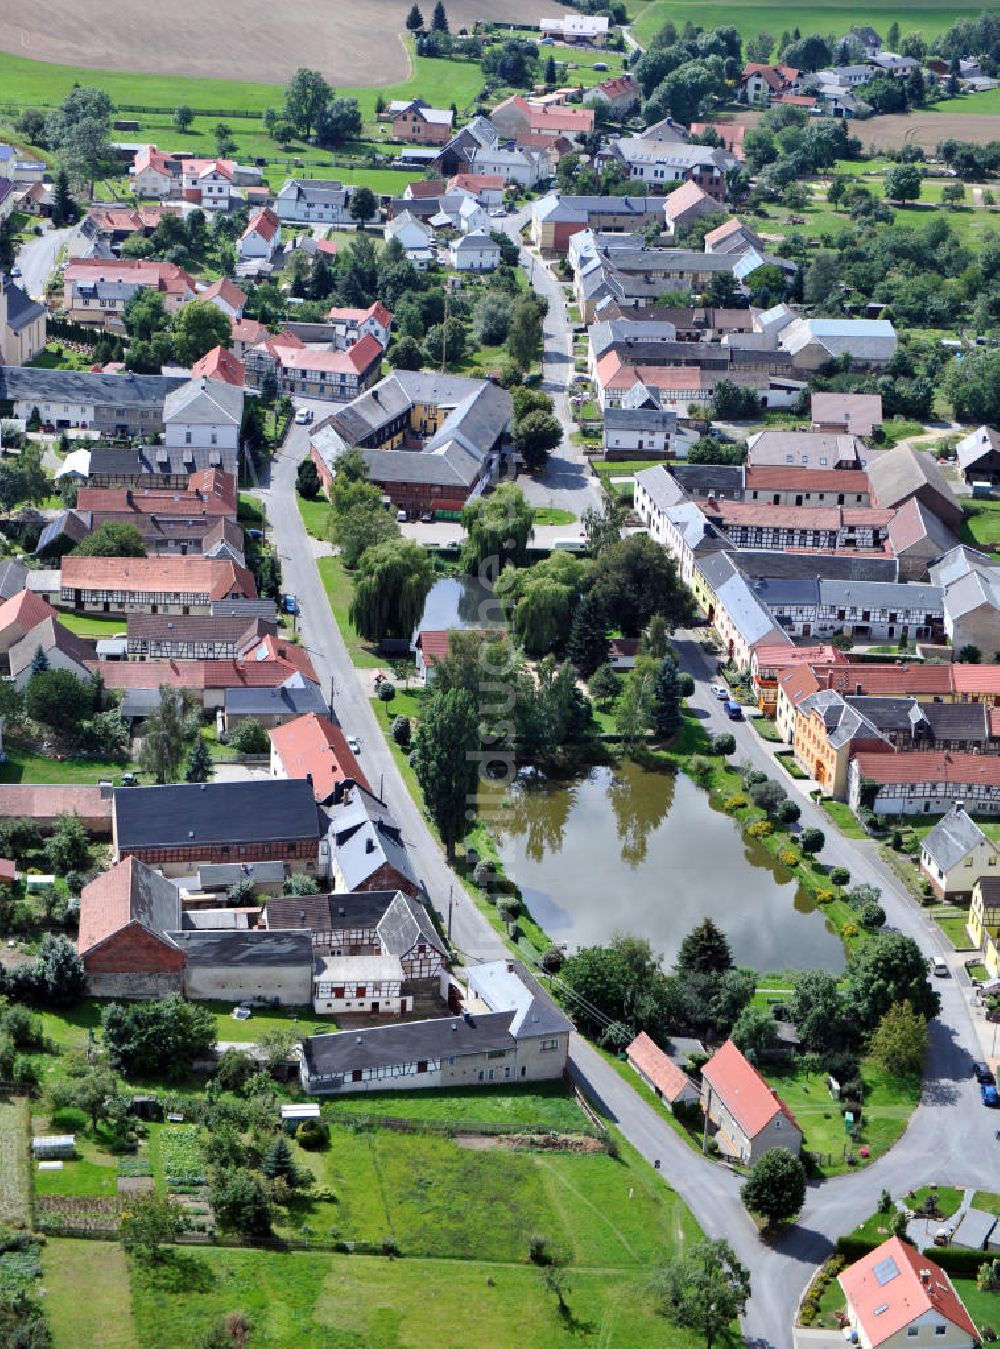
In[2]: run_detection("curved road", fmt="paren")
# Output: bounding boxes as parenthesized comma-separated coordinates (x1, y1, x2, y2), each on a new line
(262, 239, 996, 1344)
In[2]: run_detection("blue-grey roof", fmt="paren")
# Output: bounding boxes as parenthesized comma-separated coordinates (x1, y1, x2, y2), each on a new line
(114, 779, 323, 850)
(3, 281, 45, 334)
(750, 576, 820, 607)
(302, 1011, 517, 1082)
(922, 806, 990, 873)
(224, 683, 328, 718)
(0, 367, 187, 407)
(818, 579, 943, 614)
(166, 928, 312, 968)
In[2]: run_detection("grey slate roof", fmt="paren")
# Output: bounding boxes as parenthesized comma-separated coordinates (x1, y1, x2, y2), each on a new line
(634, 465, 686, 512)
(332, 784, 417, 891)
(302, 1011, 517, 1080)
(866, 446, 962, 524)
(919, 701, 990, 743)
(224, 682, 328, 719)
(212, 599, 280, 621)
(817, 579, 944, 615)
(198, 860, 285, 888)
(114, 779, 323, 850)
(0, 561, 28, 600)
(672, 464, 743, 498)
(162, 378, 243, 426)
(3, 281, 45, 334)
(921, 805, 990, 873)
(731, 550, 898, 583)
(604, 405, 676, 433)
(377, 891, 446, 958)
(0, 368, 187, 407)
(264, 890, 401, 933)
(798, 689, 886, 749)
(166, 928, 312, 967)
(467, 959, 573, 1037)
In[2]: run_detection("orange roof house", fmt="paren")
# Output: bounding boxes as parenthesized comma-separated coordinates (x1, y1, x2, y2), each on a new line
(626, 1032, 698, 1109)
(700, 1039, 802, 1164)
(0, 589, 58, 655)
(269, 713, 370, 802)
(59, 556, 255, 611)
(77, 857, 185, 997)
(200, 277, 247, 318)
(838, 1237, 979, 1348)
(191, 345, 245, 388)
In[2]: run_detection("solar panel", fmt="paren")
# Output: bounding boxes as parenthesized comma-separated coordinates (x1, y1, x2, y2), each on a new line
(873, 1257, 900, 1287)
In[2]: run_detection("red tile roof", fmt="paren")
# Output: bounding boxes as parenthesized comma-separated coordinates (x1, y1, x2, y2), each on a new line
(690, 121, 746, 157)
(241, 206, 280, 243)
(271, 333, 384, 374)
(953, 664, 1000, 695)
(701, 1039, 800, 1140)
(0, 588, 57, 639)
(753, 644, 845, 672)
(503, 95, 595, 134)
(191, 345, 245, 388)
(269, 713, 370, 801)
(811, 391, 883, 435)
(405, 179, 446, 199)
(60, 556, 255, 601)
(447, 173, 506, 193)
(853, 749, 1000, 787)
(65, 257, 195, 299)
(91, 658, 300, 690)
(0, 859, 16, 884)
(244, 633, 318, 683)
(700, 500, 891, 531)
(626, 1032, 695, 1103)
(815, 663, 955, 697)
(0, 786, 111, 827)
(838, 1237, 978, 1348)
(415, 629, 496, 668)
(663, 180, 713, 221)
(77, 856, 179, 958)
(230, 317, 269, 347)
(743, 466, 871, 495)
(77, 470, 237, 519)
(200, 277, 247, 311)
(592, 74, 639, 101)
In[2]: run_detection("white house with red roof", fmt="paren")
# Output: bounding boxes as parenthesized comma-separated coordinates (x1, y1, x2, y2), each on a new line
(181, 158, 236, 209)
(131, 145, 180, 198)
(491, 95, 595, 142)
(583, 73, 640, 115)
(325, 302, 392, 351)
(838, 1237, 979, 1348)
(191, 345, 245, 389)
(700, 1039, 802, 1164)
(199, 277, 246, 322)
(246, 333, 384, 402)
(238, 207, 281, 263)
(445, 173, 506, 208)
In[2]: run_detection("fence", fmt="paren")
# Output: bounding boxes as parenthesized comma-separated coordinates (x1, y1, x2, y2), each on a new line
(329, 1109, 609, 1145)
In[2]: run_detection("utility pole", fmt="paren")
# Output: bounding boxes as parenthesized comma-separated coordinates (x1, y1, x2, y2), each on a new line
(440, 285, 449, 372)
(447, 883, 454, 940)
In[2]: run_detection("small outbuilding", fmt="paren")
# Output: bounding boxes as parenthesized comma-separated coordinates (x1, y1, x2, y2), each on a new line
(32, 1135, 76, 1159)
(280, 1102, 321, 1135)
(626, 1031, 698, 1110)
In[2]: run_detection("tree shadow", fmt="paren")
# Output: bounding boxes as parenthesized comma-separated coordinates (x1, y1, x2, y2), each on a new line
(142, 1248, 218, 1294)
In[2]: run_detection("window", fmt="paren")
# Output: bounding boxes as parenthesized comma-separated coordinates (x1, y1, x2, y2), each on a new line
(907, 1330, 918, 1339)
(934, 1329, 947, 1338)
(540, 1038, 559, 1052)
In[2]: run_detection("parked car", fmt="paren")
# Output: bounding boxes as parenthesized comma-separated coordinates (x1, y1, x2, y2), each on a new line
(931, 956, 949, 978)
(246, 528, 264, 541)
(396, 509, 408, 523)
(982, 1082, 1000, 1108)
(974, 1062, 996, 1085)
(294, 408, 313, 425)
(282, 594, 298, 615)
(711, 684, 728, 700)
(725, 700, 743, 721)
(347, 736, 361, 754)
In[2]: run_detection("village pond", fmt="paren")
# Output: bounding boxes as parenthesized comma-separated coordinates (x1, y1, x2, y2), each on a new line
(486, 762, 846, 974)
(418, 576, 505, 634)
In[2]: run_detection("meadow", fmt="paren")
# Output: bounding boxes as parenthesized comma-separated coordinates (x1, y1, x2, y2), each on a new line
(630, 0, 991, 45)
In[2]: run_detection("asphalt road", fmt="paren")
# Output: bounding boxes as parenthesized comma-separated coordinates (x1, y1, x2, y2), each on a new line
(15, 225, 75, 303)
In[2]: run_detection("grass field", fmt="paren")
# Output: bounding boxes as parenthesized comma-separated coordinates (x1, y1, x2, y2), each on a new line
(961, 497, 1000, 550)
(0, 1096, 31, 1226)
(319, 1082, 586, 1130)
(297, 492, 331, 541)
(820, 799, 869, 839)
(57, 611, 127, 637)
(630, 0, 986, 45)
(531, 507, 577, 526)
(761, 1061, 920, 1174)
(42, 1238, 138, 1349)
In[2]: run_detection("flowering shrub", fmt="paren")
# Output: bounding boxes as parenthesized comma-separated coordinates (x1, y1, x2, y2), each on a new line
(723, 794, 748, 812)
(778, 849, 799, 868)
(841, 922, 859, 938)
(746, 820, 773, 839)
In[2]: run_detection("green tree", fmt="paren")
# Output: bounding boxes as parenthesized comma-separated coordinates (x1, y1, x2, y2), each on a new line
(651, 656, 682, 740)
(70, 1064, 118, 1132)
(544, 54, 557, 84)
(210, 1167, 273, 1236)
(261, 1135, 298, 1185)
(461, 484, 534, 571)
(52, 167, 76, 227)
(651, 1239, 751, 1349)
(317, 98, 363, 149)
(331, 481, 399, 568)
(124, 288, 171, 343)
(513, 410, 562, 472)
(560, 934, 681, 1043)
(588, 664, 619, 702)
(73, 522, 146, 557)
(615, 658, 656, 750)
(185, 736, 213, 784)
(869, 999, 928, 1077)
(567, 591, 609, 677)
(214, 122, 236, 157)
(406, 4, 424, 29)
(843, 932, 940, 1031)
(349, 186, 378, 228)
(138, 686, 198, 784)
(731, 1004, 779, 1060)
(296, 458, 322, 500)
(101, 995, 216, 1078)
(349, 538, 434, 642)
(589, 533, 694, 637)
(229, 719, 269, 754)
(26, 669, 94, 740)
(506, 296, 543, 373)
(171, 300, 232, 364)
(741, 1148, 806, 1228)
(47, 86, 112, 197)
(412, 688, 479, 858)
(746, 31, 775, 62)
(283, 872, 320, 896)
(676, 917, 732, 974)
(173, 105, 195, 132)
(884, 163, 922, 205)
(431, 0, 448, 31)
(945, 347, 1000, 425)
(120, 1192, 184, 1261)
(389, 334, 424, 370)
(283, 68, 331, 138)
(45, 812, 90, 875)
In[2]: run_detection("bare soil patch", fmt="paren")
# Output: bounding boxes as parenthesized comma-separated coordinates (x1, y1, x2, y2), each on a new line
(0, 0, 565, 86)
(857, 111, 1000, 150)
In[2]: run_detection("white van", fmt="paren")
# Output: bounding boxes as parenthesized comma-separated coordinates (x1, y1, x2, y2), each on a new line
(552, 538, 584, 552)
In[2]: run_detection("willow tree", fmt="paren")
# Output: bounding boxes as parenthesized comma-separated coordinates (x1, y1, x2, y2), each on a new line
(349, 537, 434, 643)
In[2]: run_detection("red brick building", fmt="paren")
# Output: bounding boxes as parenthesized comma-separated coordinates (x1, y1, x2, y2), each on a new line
(77, 857, 185, 998)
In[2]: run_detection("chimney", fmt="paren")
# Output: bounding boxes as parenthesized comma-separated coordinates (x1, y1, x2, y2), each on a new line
(365, 837, 375, 854)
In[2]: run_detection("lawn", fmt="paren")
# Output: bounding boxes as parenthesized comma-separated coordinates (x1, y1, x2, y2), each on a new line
(316, 555, 383, 670)
(760, 1060, 920, 1174)
(27, 343, 97, 372)
(531, 507, 577, 526)
(296, 492, 330, 541)
(319, 1082, 587, 1131)
(42, 1238, 138, 1349)
(820, 798, 869, 839)
(199, 1000, 334, 1043)
(752, 716, 782, 743)
(0, 742, 132, 785)
(58, 611, 128, 637)
(934, 910, 976, 950)
(961, 496, 1000, 549)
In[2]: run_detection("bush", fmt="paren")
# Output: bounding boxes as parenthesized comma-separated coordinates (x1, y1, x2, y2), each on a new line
(859, 901, 886, 930)
(723, 794, 748, 812)
(528, 1234, 552, 1265)
(815, 888, 836, 905)
(50, 1106, 89, 1132)
(712, 732, 736, 755)
(376, 681, 396, 702)
(472, 859, 494, 889)
(678, 672, 695, 698)
(842, 922, 859, 939)
(779, 848, 799, 867)
(391, 715, 411, 746)
(776, 799, 800, 825)
(296, 1118, 330, 1151)
(800, 827, 825, 855)
(228, 719, 269, 754)
(746, 820, 773, 839)
(541, 944, 565, 972)
(829, 867, 850, 887)
(215, 1049, 255, 1094)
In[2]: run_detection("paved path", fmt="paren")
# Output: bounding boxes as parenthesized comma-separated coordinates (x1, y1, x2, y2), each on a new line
(263, 446, 997, 1346)
(15, 225, 75, 303)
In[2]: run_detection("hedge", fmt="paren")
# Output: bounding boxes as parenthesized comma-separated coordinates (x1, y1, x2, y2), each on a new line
(836, 1235, 991, 1279)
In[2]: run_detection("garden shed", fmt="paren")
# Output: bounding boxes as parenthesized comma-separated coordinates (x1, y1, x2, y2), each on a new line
(31, 1135, 76, 1159)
